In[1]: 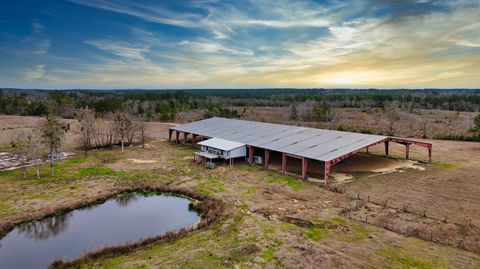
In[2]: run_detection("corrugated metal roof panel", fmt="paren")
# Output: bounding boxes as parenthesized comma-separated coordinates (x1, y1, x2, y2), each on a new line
(172, 117, 388, 162)
(197, 137, 245, 151)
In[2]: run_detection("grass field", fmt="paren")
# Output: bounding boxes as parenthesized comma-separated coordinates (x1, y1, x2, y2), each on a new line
(1, 137, 480, 268)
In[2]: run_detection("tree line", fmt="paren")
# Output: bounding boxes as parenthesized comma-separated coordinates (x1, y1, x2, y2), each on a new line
(1, 89, 480, 120)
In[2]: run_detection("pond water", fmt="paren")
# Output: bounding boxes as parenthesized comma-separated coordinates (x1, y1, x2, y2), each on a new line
(0, 192, 200, 269)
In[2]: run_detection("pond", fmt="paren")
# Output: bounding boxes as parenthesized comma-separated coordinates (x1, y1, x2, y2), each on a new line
(0, 192, 200, 269)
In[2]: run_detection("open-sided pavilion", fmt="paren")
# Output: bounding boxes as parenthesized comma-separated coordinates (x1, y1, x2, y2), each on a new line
(169, 117, 432, 185)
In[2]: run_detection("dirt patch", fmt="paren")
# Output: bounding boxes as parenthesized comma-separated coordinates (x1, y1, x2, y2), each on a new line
(343, 139, 480, 226)
(333, 154, 425, 173)
(331, 172, 354, 182)
(126, 158, 157, 164)
(341, 198, 480, 254)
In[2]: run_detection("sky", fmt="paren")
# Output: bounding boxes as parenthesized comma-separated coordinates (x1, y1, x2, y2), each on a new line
(0, 0, 479, 89)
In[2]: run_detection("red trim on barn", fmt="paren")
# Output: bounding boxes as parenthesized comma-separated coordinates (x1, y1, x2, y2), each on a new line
(172, 129, 433, 187)
(264, 149, 271, 169)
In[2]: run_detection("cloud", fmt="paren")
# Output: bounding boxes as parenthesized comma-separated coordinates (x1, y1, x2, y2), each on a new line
(178, 40, 254, 56)
(24, 64, 46, 81)
(5, 0, 480, 88)
(231, 18, 329, 28)
(68, 0, 205, 28)
(85, 39, 150, 62)
(34, 39, 51, 55)
(32, 22, 44, 34)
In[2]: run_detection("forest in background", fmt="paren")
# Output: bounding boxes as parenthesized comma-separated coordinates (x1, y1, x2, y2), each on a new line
(1, 88, 479, 141)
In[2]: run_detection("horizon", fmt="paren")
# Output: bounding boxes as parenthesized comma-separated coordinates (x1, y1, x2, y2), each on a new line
(1, 0, 479, 89)
(2, 87, 480, 91)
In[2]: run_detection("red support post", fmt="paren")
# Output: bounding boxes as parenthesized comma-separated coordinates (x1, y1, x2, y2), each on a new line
(428, 147, 432, 162)
(405, 144, 410, 159)
(192, 134, 197, 147)
(248, 145, 254, 163)
(384, 141, 390, 156)
(168, 129, 173, 142)
(264, 149, 270, 169)
(282, 153, 287, 174)
(302, 157, 308, 180)
(183, 132, 188, 144)
(324, 161, 331, 188)
(175, 131, 180, 143)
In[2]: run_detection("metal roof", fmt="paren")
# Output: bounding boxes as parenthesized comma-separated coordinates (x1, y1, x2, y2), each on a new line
(171, 117, 387, 162)
(197, 137, 246, 151)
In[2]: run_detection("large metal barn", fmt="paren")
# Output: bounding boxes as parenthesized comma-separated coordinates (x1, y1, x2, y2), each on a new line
(169, 117, 432, 185)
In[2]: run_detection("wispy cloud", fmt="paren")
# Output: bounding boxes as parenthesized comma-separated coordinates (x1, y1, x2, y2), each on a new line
(32, 22, 45, 34)
(2, 0, 479, 88)
(178, 40, 254, 56)
(24, 64, 46, 80)
(34, 39, 51, 55)
(84, 39, 151, 62)
(68, 0, 205, 28)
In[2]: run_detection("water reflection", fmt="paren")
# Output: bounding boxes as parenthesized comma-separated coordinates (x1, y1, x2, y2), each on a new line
(115, 192, 138, 206)
(17, 213, 72, 240)
(0, 193, 200, 269)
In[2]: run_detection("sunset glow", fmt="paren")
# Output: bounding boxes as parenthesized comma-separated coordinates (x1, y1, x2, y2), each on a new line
(0, 0, 479, 88)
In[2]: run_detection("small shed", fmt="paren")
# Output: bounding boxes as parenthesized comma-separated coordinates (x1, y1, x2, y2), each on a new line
(195, 138, 246, 166)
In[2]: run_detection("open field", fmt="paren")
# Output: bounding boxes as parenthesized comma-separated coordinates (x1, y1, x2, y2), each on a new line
(1, 115, 480, 268)
(0, 115, 175, 151)
(240, 106, 476, 139)
(1, 142, 480, 268)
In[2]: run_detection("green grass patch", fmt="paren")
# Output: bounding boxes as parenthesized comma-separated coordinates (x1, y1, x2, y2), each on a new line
(197, 177, 226, 195)
(24, 192, 55, 200)
(334, 226, 373, 242)
(239, 184, 258, 199)
(260, 246, 276, 263)
(0, 143, 12, 150)
(79, 167, 125, 177)
(0, 202, 10, 212)
(305, 223, 330, 242)
(266, 172, 305, 191)
(0, 170, 15, 178)
(236, 164, 259, 172)
(433, 162, 458, 169)
(259, 236, 282, 267)
(378, 247, 447, 269)
(305, 217, 354, 242)
(331, 216, 347, 226)
(90, 151, 121, 164)
(68, 156, 87, 164)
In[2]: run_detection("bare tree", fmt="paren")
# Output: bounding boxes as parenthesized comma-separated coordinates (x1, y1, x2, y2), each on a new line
(11, 130, 44, 179)
(77, 107, 95, 156)
(114, 112, 132, 152)
(289, 105, 298, 121)
(472, 113, 480, 135)
(126, 114, 137, 146)
(91, 114, 116, 149)
(41, 113, 68, 176)
(134, 114, 148, 148)
(11, 132, 30, 179)
(374, 110, 381, 125)
(27, 130, 43, 179)
(422, 122, 428, 139)
(385, 102, 400, 136)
